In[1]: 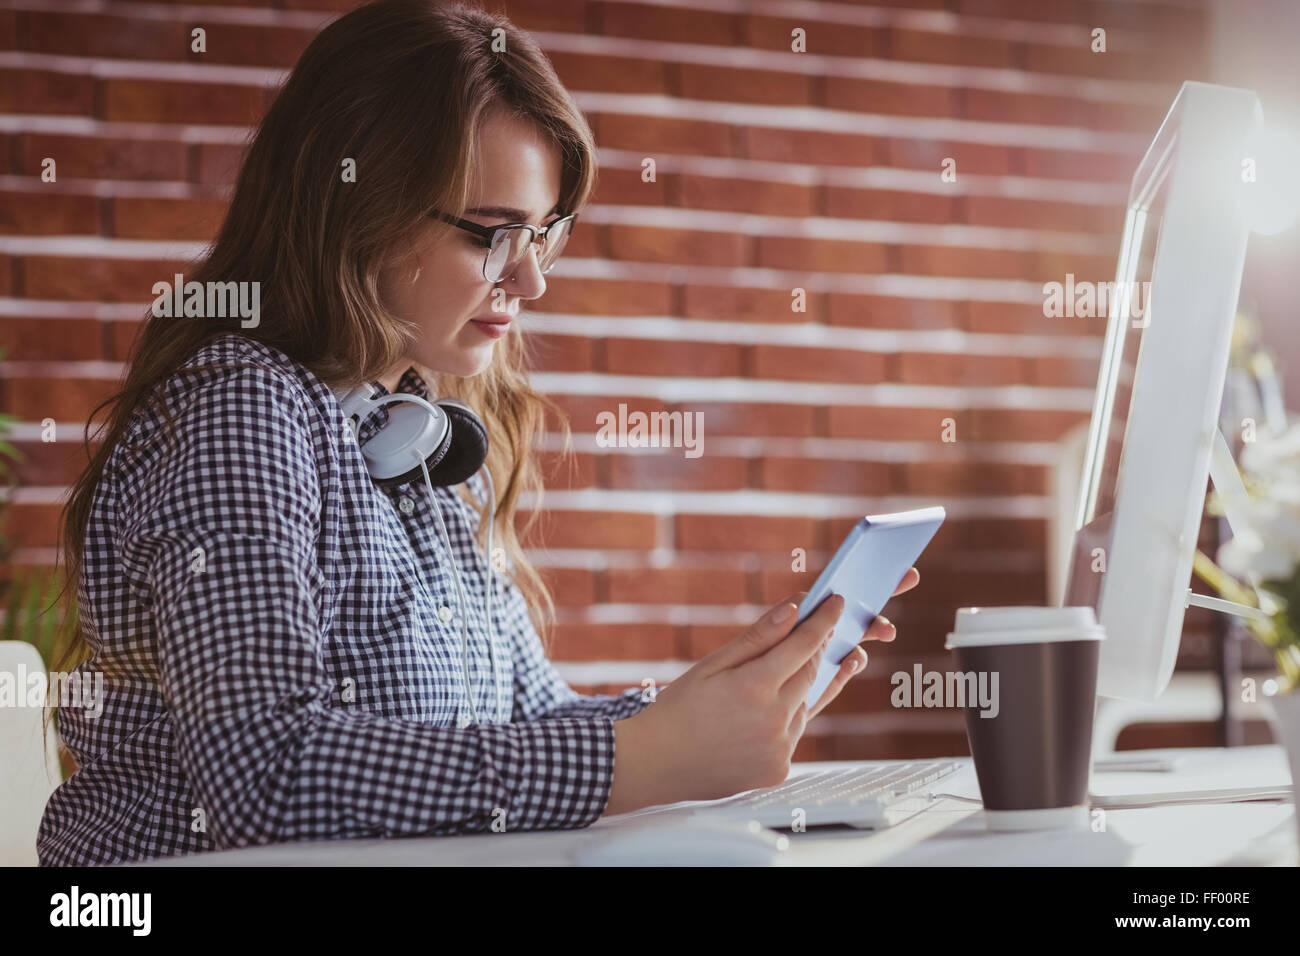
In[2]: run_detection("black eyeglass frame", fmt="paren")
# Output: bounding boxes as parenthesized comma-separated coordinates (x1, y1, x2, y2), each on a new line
(427, 209, 578, 282)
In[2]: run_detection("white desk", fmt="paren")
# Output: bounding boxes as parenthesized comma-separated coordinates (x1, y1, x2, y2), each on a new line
(135, 746, 1296, 867)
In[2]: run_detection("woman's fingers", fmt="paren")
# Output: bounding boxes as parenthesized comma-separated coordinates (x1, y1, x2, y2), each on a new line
(864, 614, 896, 643)
(699, 591, 809, 673)
(759, 593, 843, 688)
(805, 646, 868, 721)
(774, 596, 853, 715)
(892, 567, 920, 596)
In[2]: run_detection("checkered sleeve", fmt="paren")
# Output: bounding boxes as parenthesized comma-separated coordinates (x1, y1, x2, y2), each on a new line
(115, 361, 618, 845)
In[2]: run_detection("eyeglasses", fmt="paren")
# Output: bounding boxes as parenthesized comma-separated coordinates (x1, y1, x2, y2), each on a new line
(428, 209, 577, 283)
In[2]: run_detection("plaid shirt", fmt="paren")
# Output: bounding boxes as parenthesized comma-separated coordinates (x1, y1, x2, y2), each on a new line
(38, 333, 655, 866)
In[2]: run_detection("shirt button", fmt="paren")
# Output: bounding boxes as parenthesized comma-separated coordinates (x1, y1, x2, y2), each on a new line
(437, 605, 454, 623)
(398, 496, 415, 515)
(457, 713, 472, 728)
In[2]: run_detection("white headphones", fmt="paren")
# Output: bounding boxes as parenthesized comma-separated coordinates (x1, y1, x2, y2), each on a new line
(335, 383, 504, 726)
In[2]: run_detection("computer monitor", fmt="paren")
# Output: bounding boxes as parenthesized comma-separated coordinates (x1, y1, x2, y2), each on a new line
(1064, 81, 1263, 703)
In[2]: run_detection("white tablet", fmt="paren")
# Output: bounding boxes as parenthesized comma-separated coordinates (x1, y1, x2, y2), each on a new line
(797, 506, 946, 709)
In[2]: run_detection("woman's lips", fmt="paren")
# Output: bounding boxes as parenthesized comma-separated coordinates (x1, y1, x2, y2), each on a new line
(470, 315, 510, 339)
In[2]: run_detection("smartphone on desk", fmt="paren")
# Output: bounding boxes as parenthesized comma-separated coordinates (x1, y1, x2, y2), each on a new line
(797, 506, 946, 709)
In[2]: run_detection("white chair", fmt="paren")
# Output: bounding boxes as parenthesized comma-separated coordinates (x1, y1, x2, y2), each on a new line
(0, 640, 64, 866)
(1047, 422, 1090, 609)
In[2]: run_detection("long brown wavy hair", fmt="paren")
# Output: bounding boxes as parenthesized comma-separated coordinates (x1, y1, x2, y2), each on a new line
(48, 0, 587, 700)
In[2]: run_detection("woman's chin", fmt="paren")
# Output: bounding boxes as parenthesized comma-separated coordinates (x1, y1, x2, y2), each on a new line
(410, 348, 490, 382)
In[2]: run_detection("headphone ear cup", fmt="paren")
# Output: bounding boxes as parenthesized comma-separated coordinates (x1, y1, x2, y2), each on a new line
(428, 398, 489, 486)
(365, 402, 453, 489)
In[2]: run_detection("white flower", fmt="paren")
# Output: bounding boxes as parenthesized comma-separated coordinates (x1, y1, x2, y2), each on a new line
(1218, 527, 1299, 582)
(1240, 422, 1300, 477)
(1218, 424, 1300, 584)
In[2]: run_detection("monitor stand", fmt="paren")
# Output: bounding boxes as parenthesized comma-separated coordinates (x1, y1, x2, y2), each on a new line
(1089, 432, 1288, 786)
(1183, 425, 1281, 621)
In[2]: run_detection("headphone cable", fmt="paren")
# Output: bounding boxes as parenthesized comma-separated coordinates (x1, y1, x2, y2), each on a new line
(419, 454, 503, 726)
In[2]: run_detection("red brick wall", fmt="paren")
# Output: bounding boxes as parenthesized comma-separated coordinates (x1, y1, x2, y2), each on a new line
(1, 0, 1227, 758)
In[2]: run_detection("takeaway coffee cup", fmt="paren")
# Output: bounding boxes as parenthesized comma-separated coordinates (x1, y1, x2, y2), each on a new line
(944, 606, 1105, 832)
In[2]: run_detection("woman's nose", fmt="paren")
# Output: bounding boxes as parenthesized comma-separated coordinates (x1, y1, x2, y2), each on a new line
(500, 244, 547, 300)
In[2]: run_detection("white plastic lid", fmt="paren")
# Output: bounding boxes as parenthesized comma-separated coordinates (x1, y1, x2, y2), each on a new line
(944, 606, 1106, 649)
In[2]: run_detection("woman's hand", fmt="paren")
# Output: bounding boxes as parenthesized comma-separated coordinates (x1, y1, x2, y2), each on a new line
(604, 568, 920, 815)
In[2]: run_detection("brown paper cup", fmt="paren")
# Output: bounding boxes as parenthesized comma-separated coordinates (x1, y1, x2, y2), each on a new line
(945, 606, 1104, 831)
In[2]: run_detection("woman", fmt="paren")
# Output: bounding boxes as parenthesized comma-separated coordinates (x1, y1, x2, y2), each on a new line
(38, 0, 917, 866)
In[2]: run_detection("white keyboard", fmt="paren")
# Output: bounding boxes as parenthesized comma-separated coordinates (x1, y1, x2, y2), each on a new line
(684, 760, 962, 829)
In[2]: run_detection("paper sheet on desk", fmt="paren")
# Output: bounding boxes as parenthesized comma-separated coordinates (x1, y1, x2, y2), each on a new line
(1087, 746, 1293, 807)
(1091, 787, 1292, 809)
(882, 749, 1296, 866)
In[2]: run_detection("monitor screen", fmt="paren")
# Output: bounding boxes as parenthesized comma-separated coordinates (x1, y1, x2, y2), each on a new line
(1066, 175, 1169, 611)
(1061, 81, 1258, 702)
